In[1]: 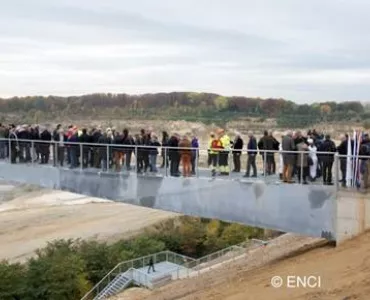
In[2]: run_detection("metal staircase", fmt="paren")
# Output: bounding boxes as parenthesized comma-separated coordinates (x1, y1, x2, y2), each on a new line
(81, 239, 268, 300)
(95, 271, 132, 300)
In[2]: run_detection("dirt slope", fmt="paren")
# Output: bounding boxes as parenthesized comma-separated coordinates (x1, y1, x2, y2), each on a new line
(0, 182, 177, 262)
(118, 232, 370, 300)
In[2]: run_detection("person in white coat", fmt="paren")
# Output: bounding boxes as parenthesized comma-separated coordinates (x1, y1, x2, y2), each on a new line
(308, 138, 318, 181)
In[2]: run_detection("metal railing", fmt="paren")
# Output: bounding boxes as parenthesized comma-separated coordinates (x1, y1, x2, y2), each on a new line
(81, 239, 268, 300)
(81, 250, 195, 300)
(182, 238, 266, 275)
(1, 137, 370, 191)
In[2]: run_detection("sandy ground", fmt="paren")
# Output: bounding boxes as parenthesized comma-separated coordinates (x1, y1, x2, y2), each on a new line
(115, 232, 370, 300)
(0, 182, 177, 263)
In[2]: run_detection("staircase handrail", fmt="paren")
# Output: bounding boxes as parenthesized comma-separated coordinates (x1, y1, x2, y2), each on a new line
(81, 250, 194, 300)
(183, 238, 268, 271)
(94, 269, 133, 299)
(81, 239, 269, 300)
(195, 238, 265, 265)
(164, 250, 197, 263)
(81, 263, 123, 300)
(165, 238, 269, 279)
(81, 251, 165, 300)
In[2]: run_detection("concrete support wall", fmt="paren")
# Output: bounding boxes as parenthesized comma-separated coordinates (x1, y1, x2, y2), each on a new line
(336, 190, 370, 244)
(0, 163, 337, 241)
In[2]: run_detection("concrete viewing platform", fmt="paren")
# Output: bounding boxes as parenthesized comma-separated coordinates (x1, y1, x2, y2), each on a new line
(0, 156, 368, 246)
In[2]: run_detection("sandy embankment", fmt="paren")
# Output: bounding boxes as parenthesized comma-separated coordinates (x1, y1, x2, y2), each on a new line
(0, 182, 177, 263)
(117, 231, 370, 300)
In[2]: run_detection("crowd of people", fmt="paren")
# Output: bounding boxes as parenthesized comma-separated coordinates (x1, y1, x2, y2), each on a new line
(0, 123, 370, 188)
(0, 123, 200, 177)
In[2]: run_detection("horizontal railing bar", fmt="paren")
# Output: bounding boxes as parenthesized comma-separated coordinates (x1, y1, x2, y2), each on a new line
(165, 251, 197, 262)
(1, 137, 368, 157)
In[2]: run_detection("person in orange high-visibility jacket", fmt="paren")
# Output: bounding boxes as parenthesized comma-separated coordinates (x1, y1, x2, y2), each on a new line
(209, 133, 223, 177)
(219, 129, 231, 175)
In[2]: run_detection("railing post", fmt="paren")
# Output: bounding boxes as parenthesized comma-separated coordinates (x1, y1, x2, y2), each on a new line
(106, 144, 109, 172)
(55, 141, 59, 167)
(134, 146, 138, 173)
(335, 153, 339, 192)
(8, 138, 11, 163)
(263, 151, 267, 177)
(31, 141, 34, 166)
(166, 251, 168, 262)
(196, 149, 199, 178)
(300, 150, 303, 184)
(80, 143, 83, 171)
(164, 148, 168, 177)
(228, 150, 231, 179)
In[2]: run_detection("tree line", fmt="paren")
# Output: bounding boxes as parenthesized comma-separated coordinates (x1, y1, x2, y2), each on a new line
(0, 93, 369, 128)
(0, 216, 264, 300)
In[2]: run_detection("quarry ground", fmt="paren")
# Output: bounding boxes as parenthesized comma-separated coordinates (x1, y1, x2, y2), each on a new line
(114, 232, 370, 300)
(0, 181, 177, 263)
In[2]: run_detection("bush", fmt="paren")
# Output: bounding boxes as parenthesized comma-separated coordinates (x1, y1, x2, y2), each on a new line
(0, 217, 265, 299)
(0, 261, 27, 300)
(221, 223, 252, 246)
(26, 242, 91, 300)
(77, 241, 115, 285)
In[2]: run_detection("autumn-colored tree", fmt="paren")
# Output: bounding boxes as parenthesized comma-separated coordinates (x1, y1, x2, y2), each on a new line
(204, 220, 225, 251)
(214, 96, 229, 111)
(320, 104, 332, 123)
(320, 104, 332, 115)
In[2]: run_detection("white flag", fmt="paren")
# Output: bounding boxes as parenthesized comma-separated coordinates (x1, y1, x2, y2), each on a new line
(346, 133, 352, 187)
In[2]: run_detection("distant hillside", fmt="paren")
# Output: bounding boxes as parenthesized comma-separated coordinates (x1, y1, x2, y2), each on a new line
(0, 92, 369, 128)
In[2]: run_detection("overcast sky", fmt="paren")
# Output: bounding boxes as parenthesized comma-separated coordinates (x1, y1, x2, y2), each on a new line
(1, 0, 370, 103)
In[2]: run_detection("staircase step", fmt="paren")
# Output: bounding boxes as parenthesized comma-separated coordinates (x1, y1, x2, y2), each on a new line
(94, 272, 132, 300)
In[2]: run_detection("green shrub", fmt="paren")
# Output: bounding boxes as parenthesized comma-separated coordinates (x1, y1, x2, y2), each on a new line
(26, 241, 91, 300)
(0, 217, 265, 299)
(0, 261, 27, 300)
